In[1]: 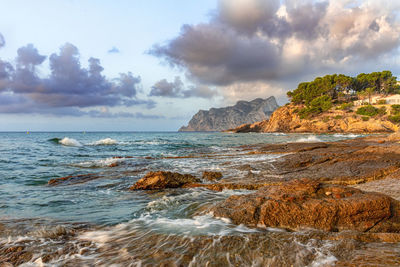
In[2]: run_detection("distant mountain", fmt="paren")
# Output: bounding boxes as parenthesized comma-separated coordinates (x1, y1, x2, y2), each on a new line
(179, 96, 279, 132)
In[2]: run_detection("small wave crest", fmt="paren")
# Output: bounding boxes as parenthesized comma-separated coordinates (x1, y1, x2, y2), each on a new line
(72, 157, 124, 168)
(89, 138, 118, 146)
(294, 135, 322, 143)
(59, 137, 82, 147)
(333, 133, 361, 138)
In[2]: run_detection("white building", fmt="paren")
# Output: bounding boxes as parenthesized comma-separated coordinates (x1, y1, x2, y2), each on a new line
(354, 94, 400, 106)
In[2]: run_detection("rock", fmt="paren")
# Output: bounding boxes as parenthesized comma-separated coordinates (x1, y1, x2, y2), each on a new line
(179, 97, 279, 132)
(183, 182, 280, 191)
(386, 131, 400, 141)
(48, 173, 102, 186)
(228, 104, 398, 133)
(0, 245, 33, 266)
(130, 171, 200, 190)
(202, 171, 223, 181)
(212, 179, 400, 232)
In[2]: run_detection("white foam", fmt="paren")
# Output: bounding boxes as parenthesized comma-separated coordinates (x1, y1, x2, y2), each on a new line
(59, 137, 82, 147)
(73, 157, 124, 168)
(332, 133, 361, 138)
(311, 255, 337, 267)
(89, 138, 118, 145)
(294, 135, 322, 143)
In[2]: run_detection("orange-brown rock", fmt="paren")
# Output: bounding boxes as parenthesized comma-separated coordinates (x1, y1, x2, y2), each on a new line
(183, 182, 280, 191)
(202, 171, 223, 181)
(130, 171, 200, 190)
(229, 104, 398, 133)
(212, 179, 400, 232)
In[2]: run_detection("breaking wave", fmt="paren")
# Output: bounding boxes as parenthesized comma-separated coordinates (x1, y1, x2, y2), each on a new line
(89, 138, 118, 146)
(59, 137, 83, 147)
(294, 135, 322, 143)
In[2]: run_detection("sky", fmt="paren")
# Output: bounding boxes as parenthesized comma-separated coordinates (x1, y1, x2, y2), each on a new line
(1, 0, 400, 131)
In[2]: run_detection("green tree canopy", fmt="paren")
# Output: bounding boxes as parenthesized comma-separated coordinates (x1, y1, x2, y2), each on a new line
(287, 71, 399, 105)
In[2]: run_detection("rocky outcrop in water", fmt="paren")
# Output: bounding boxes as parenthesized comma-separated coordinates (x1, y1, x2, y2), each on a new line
(229, 104, 398, 133)
(202, 171, 223, 181)
(212, 178, 400, 232)
(130, 171, 200, 190)
(179, 97, 279, 132)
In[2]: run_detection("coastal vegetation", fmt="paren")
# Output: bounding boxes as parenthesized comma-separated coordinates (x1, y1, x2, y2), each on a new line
(287, 71, 400, 121)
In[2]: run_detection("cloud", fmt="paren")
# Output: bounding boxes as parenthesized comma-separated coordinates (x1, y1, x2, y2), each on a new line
(0, 40, 156, 117)
(150, 0, 400, 102)
(149, 76, 183, 97)
(149, 76, 218, 99)
(0, 33, 5, 49)
(108, 46, 120, 53)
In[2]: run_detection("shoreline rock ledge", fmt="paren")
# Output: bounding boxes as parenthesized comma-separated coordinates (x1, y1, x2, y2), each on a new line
(212, 178, 400, 232)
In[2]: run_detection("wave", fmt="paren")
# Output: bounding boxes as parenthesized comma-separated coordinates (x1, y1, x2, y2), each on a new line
(332, 133, 361, 138)
(294, 135, 322, 143)
(89, 138, 118, 146)
(72, 157, 124, 168)
(59, 137, 82, 147)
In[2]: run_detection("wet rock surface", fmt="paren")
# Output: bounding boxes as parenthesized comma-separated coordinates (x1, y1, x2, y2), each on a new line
(130, 171, 201, 190)
(212, 178, 400, 232)
(202, 171, 223, 181)
(250, 136, 400, 185)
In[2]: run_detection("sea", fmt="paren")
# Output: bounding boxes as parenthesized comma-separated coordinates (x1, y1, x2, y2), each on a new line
(0, 132, 399, 266)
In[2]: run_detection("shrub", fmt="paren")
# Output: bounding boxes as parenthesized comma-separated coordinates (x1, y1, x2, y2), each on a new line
(377, 99, 387, 105)
(356, 105, 379, 116)
(334, 115, 343, 119)
(361, 116, 370, 121)
(322, 117, 329, 123)
(391, 104, 400, 115)
(378, 106, 386, 115)
(337, 102, 353, 110)
(388, 115, 400, 123)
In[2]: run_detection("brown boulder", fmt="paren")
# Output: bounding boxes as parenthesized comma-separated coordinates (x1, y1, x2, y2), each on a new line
(130, 171, 200, 190)
(202, 171, 223, 181)
(212, 179, 400, 232)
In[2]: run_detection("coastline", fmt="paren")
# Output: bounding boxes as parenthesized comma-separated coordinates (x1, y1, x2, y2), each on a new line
(2, 132, 400, 265)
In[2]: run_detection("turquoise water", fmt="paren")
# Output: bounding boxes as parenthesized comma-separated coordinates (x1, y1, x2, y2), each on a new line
(0, 132, 362, 225)
(2, 132, 379, 266)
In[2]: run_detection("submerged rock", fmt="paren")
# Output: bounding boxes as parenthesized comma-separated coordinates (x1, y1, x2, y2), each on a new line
(212, 179, 400, 232)
(130, 171, 200, 190)
(48, 173, 102, 186)
(202, 171, 223, 181)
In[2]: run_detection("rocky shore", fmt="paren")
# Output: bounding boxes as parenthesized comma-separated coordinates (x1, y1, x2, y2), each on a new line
(5, 133, 400, 266)
(228, 104, 399, 133)
(127, 132, 400, 236)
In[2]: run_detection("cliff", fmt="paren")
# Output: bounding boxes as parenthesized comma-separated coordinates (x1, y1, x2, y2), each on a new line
(179, 97, 279, 132)
(229, 104, 399, 133)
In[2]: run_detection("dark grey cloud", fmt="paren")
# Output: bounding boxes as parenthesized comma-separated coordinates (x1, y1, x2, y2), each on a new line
(150, 24, 280, 85)
(149, 76, 217, 99)
(0, 39, 157, 117)
(108, 46, 120, 53)
(150, 0, 400, 93)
